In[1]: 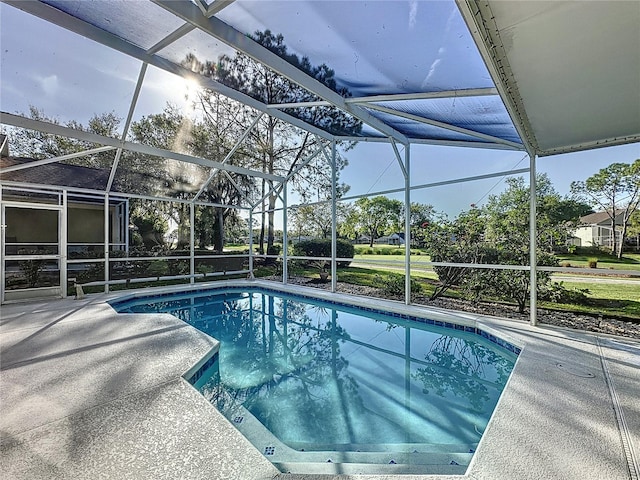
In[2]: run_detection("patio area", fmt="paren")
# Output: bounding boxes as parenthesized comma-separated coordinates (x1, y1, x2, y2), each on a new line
(1, 280, 638, 479)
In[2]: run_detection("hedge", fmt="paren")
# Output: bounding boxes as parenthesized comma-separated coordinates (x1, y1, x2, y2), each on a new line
(292, 238, 354, 267)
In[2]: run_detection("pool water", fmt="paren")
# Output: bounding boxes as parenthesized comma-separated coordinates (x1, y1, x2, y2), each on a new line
(112, 287, 518, 472)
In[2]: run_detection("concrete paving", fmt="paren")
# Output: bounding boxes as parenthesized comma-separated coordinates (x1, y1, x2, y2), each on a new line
(1, 279, 638, 480)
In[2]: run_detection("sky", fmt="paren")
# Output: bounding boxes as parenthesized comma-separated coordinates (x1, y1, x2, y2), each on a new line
(1, 2, 639, 222)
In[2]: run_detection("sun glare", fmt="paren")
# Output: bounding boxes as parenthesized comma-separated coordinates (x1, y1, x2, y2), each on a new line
(162, 75, 201, 116)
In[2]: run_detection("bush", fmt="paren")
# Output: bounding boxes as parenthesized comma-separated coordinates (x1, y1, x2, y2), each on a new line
(539, 281, 590, 304)
(374, 274, 422, 298)
(576, 246, 606, 256)
(292, 238, 355, 266)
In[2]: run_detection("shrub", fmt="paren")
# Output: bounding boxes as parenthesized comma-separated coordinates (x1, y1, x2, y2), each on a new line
(587, 257, 598, 268)
(539, 281, 590, 304)
(576, 246, 606, 256)
(292, 238, 354, 266)
(147, 260, 169, 278)
(560, 261, 572, 267)
(374, 274, 422, 298)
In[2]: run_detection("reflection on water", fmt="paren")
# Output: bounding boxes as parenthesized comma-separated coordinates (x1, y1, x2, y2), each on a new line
(118, 290, 516, 448)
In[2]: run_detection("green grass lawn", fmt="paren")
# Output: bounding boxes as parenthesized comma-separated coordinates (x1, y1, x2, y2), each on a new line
(539, 281, 640, 318)
(555, 252, 640, 271)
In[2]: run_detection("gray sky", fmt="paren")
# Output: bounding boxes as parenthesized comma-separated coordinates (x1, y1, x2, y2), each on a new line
(1, 2, 639, 219)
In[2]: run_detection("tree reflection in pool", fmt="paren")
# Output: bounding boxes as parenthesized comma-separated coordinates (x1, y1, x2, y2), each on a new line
(113, 288, 517, 460)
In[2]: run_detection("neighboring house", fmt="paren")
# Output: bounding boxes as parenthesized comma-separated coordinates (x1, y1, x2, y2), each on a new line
(375, 232, 405, 245)
(573, 210, 624, 248)
(355, 235, 371, 244)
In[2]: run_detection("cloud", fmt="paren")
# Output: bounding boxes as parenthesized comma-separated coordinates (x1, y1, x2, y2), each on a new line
(408, 1, 418, 29)
(37, 74, 59, 96)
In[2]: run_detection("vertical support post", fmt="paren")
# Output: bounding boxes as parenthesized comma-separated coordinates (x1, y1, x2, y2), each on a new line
(248, 209, 255, 278)
(404, 145, 411, 305)
(0, 187, 4, 303)
(331, 140, 337, 293)
(529, 152, 538, 326)
(405, 326, 411, 437)
(60, 190, 68, 298)
(124, 199, 130, 256)
(104, 193, 110, 293)
(190, 202, 195, 284)
(282, 181, 288, 284)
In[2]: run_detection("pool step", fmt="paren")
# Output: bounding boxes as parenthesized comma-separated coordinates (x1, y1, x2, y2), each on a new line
(271, 450, 473, 465)
(273, 456, 471, 475)
(285, 441, 478, 454)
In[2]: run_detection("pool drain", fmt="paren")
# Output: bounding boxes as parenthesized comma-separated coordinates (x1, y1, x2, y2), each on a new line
(555, 362, 595, 378)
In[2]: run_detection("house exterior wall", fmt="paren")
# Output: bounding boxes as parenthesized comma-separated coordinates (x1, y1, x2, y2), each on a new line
(574, 226, 593, 246)
(574, 225, 621, 248)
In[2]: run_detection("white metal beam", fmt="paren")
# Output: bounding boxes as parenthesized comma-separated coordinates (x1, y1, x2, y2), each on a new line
(146, 23, 196, 55)
(0, 179, 249, 210)
(1, 112, 285, 182)
(266, 101, 331, 109)
(404, 145, 411, 305)
(334, 136, 524, 151)
(266, 88, 499, 109)
(529, 152, 538, 326)
(347, 88, 499, 104)
(282, 181, 288, 284)
(0, 146, 116, 173)
(406, 137, 523, 151)
(151, 0, 409, 145)
(364, 102, 523, 150)
(330, 140, 337, 293)
(205, 0, 236, 18)
(390, 139, 407, 179)
(333, 167, 531, 204)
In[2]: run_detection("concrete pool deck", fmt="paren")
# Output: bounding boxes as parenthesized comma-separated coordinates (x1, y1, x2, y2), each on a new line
(1, 280, 638, 480)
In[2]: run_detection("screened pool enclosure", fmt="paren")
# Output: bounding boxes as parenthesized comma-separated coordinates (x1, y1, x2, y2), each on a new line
(1, 0, 639, 322)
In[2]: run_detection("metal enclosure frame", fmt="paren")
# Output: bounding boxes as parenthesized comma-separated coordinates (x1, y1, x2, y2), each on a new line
(1, 0, 639, 324)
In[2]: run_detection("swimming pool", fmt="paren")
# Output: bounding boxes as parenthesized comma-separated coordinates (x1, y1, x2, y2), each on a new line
(111, 286, 519, 475)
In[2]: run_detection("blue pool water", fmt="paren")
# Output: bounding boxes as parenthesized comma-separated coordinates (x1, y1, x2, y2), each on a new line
(112, 287, 518, 471)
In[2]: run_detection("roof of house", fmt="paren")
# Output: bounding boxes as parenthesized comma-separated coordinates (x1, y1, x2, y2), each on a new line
(579, 210, 625, 226)
(1, 156, 110, 191)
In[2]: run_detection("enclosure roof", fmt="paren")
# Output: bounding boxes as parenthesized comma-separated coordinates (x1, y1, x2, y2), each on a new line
(458, 0, 640, 156)
(2, 0, 639, 156)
